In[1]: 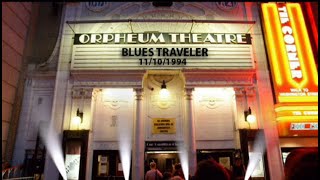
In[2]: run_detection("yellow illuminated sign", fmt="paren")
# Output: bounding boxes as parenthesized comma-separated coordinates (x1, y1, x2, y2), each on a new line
(274, 104, 318, 121)
(274, 103, 318, 136)
(152, 118, 176, 134)
(262, 3, 318, 103)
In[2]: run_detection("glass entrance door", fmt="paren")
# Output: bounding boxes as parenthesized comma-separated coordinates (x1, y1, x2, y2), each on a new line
(145, 152, 179, 174)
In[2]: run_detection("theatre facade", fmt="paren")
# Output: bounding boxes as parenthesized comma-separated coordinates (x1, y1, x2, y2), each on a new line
(12, 2, 317, 180)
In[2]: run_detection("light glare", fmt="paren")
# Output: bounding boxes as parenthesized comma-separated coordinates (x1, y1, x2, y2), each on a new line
(72, 116, 81, 125)
(244, 131, 266, 180)
(113, 88, 134, 180)
(246, 114, 256, 123)
(39, 123, 67, 180)
(159, 88, 170, 99)
(177, 143, 189, 180)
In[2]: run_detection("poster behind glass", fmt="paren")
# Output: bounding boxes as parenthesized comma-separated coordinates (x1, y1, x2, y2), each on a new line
(65, 141, 82, 180)
(248, 152, 265, 178)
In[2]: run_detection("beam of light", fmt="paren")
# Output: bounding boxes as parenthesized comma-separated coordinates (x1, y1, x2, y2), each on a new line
(39, 123, 67, 180)
(117, 117, 132, 180)
(244, 131, 266, 180)
(177, 142, 189, 180)
(117, 125, 132, 180)
(112, 88, 134, 180)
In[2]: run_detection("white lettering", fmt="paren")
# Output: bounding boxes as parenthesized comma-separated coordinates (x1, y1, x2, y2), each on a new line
(203, 34, 216, 43)
(278, 6, 289, 23)
(237, 34, 246, 44)
(282, 26, 293, 34)
(192, 34, 201, 43)
(169, 34, 179, 43)
(278, 5, 302, 80)
(138, 34, 149, 43)
(79, 34, 90, 44)
(286, 45, 296, 52)
(288, 53, 299, 61)
(179, 34, 191, 43)
(90, 34, 102, 43)
(75, 33, 251, 44)
(127, 34, 137, 43)
(114, 34, 126, 43)
(291, 70, 303, 78)
(292, 111, 302, 115)
(102, 34, 114, 43)
(149, 33, 165, 43)
(215, 34, 223, 43)
(289, 61, 300, 70)
(225, 34, 237, 43)
(283, 34, 295, 44)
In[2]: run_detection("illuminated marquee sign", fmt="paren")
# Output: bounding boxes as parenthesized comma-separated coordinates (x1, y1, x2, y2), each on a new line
(72, 33, 253, 68)
(73, 33, 252, 45)
(262, 3, 318, 103)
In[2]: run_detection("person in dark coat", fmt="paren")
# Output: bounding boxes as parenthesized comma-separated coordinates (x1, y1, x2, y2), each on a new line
(194, 159, 230, 180)
(284, 148, 318, 180)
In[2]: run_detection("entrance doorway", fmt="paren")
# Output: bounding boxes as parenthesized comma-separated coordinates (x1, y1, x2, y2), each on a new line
(145, 152, 180, 174)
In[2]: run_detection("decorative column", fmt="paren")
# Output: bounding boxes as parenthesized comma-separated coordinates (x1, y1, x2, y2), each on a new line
(234, 87, 246, 148)
(85, 88, 99, 180)
(185, 88, 197, 176)
(132, 88, 144, 180)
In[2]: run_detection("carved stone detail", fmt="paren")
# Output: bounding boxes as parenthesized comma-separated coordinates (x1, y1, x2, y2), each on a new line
(234, 87, 245, 97)
(234, 86, 256, 97)
(32, 79, 56, 88)
(91, 89, 100, 101)
(73, 81, 142, 87)
(103, 99, 128, 110)
(93, 141, 119, 150)
(199, 96, 224, 109)
(151, 94, 176, 109)
(72, 88, 94, 99)
(185, 88, 194, 100)
(134, 88, 143, 100)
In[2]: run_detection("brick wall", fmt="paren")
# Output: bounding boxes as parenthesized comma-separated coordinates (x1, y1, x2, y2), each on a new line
(2, 2, 33, 161)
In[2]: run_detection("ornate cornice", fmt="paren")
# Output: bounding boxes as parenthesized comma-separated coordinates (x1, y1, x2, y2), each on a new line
(71, 70, 146, 88)
(71, 87, 94, 99)
(234, 86, 256, 97)
(183, 69, 256, 87)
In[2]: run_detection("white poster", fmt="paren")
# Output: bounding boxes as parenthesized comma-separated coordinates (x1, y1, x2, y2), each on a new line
(118, 163, 123, 171)
(249, 152, 265, 177)
(65, 154, 81, 180)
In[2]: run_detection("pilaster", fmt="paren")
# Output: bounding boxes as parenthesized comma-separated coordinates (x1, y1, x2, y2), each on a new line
(132, 88, 144, 180)
(184, 87, 196, 176)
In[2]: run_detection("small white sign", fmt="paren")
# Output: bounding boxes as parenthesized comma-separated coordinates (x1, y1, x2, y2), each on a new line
(118, 163, 123, 171)
(65, 154, 81, 180)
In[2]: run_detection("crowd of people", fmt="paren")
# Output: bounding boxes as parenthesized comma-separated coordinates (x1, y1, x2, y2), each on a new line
(145, 158, 240, 180)
(145, 148, 318, 180)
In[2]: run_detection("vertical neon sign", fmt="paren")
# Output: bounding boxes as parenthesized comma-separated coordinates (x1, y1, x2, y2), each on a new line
(262, 3, 318, 103)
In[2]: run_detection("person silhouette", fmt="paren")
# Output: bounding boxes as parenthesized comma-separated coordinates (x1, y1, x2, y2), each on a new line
(194, 159, 230, 180)
(145, 161, 163, 180)
(284, 148, 318, 180)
